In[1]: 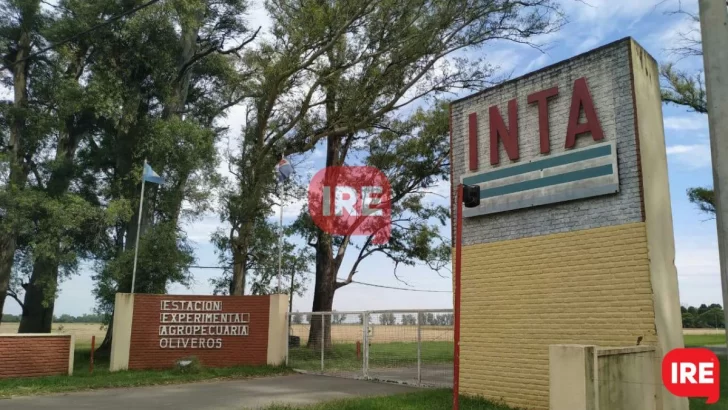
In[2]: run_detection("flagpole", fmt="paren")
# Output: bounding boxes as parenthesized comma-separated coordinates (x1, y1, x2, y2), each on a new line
(277, 184, 283, 293)
(131, 159, 147, 294)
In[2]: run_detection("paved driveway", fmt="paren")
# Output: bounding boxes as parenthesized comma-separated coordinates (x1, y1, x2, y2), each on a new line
(3, 374, 418, 410)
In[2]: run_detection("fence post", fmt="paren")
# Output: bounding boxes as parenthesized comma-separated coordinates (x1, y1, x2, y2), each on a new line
(417, 313, 422, 385)
(90, 335, 95, 374)
(321, 313, 325, 372)
(363, 312, 369, 379)
(285, 312, 290, 367)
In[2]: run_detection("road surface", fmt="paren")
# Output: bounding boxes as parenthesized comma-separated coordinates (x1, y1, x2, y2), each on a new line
(3, 374, 418, 410)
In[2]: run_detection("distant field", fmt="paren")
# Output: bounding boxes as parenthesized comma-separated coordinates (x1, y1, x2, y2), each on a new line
(289, 324, 453, 344)
(0, 323, 106, 346)
(1, 322, 724, 348)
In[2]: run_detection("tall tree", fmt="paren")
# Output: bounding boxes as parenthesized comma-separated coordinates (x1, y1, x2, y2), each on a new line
(282, 0, 561, 348)
(210, 218, 313, 296)
(14, 0, 115, 332)
(219, 0, 398, 295)
(0, 0, 44, 324)
(660, 5, 714, 216)
(76, 0, 257, 354)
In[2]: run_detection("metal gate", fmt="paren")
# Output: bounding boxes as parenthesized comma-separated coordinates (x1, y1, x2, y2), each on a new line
(286, 309, 453, 387)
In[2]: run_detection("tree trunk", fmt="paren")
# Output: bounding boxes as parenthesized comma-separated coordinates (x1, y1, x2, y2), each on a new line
(307, 230, 336, 349)
(18, 257, 58, 333)
(0, 2, 36, 324)
(0, 236, 16, 324)
(231, 220, 253, 295)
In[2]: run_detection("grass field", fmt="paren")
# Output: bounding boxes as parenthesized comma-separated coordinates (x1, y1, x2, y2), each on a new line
(288, 341, 453, 371)
(289, 324, 453, 344)
(0, 322, 105, 346)
(0, 342, 288, 398)
(684, 333, 726, 347)
(264, 389, 514, 410)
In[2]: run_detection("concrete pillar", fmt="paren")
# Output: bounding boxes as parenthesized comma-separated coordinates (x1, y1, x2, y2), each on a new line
(266, 294, 289, 365)
(698, 0, 728, 351)
(109, 293, 135, 372)
(549, 345, 598, 410)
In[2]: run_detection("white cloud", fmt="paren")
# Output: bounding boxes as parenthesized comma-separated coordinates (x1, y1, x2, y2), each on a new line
(663, 116, 708, 131)
(487, 48, 523, 77)
(674, 235, 723, 306)
(524, 53, 551, 73)
(563, 0, 681, 23)
(666, 144, 712, 169)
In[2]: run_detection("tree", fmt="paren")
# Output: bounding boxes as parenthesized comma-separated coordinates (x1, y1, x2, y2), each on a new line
(0, 0, 45, 324)
(687, 187, 715, 216)
(218, 0, 403, 296)
(659, 6, 714, 215)
(681, 304, 725, 328)
(401, 314, 416, 325)
(284, 0, 561, 349)
(378, 312, 396, 325)
(332, 311, 347, 324)
(210, 219, 312, 296)
(83, 0, 257, 354)
(292, 311, 303, 325)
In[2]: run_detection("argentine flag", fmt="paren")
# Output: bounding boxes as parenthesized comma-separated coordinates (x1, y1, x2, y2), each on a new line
(276, 158, 294, 182)
(143, 163, 165, 185)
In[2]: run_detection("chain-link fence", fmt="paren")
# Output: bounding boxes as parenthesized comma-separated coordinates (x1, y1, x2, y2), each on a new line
(286, 310, 453, 387)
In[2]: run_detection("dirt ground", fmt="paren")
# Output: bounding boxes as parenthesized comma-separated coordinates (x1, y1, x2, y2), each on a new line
(0, 322, 106, 346)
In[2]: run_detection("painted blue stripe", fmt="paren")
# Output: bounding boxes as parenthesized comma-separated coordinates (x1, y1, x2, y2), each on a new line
(480, 164, 614, 199)
(463, 144, 613, 185)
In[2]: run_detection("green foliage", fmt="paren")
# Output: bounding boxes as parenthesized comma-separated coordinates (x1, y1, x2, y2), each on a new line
(378, 312, 396, 325)
(681, 304, 724, 329)
(94, 222, 195, 316)
(687, 187, 716, 216)
(661, 64, 707, 114)
(210, 218, 313, 295)
(53, 313, 104, 323)
(1, 313, 19, 322)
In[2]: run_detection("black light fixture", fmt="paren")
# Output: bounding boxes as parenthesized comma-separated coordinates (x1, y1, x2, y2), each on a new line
(463, 185, 481, 208)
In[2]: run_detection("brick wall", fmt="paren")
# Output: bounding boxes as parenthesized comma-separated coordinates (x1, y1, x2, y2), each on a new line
(460, 223, 657, 410)
(128, 294, 271, 370)
(0, 335, 72, 379)
(451, 38, 643, 246)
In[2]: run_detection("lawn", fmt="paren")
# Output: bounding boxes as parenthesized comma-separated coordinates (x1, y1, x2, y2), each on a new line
(264, 389, 515, 410)
(684, 333, 726, 347)
(0, 343, 289, 398)
(287, 341, 453, 371)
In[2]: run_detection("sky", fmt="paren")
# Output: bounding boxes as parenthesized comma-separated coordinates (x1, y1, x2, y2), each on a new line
(5, 0, 724, 317)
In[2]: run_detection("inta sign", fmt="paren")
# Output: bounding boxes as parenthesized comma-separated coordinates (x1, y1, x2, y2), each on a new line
(461, 77, 620, 217)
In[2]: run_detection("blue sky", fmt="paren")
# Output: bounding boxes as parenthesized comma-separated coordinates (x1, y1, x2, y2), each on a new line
(6, 0, 722, 317)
